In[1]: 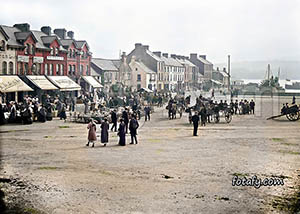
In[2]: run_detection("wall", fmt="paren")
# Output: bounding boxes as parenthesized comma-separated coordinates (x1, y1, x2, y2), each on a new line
(0, 32, 17, 75)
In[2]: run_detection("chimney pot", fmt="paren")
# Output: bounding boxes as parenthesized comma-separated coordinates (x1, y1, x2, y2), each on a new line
(14, 23, 30, 32)
(41, 26, 51, 36)
(54, 28, 67, 39)
(67, 31, 74, 39)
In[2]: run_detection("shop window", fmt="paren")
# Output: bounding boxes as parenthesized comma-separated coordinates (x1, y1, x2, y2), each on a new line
(51, 64, 55, 75)
(80, 65, 83, 75)
(31, 64, 37, 74)
(24, 63, 29, 75)
(37, 64, 41, 75)
(72, 65, 76, 75)
(56, 64, 60, 75)
(73, 50, 76, 58)
(9, 62, 13, 74)
(137, 74, 141, 81)
(2, 61, 7, 74)
(69, 65, 72, 75)
(45, 64, 48, 75)
(50, 47, 54, 56)
(61, 64, 64, 75)
(19, 62, 23, 75)
(49, 64, 52, 75)
(56, 48, 59, 56)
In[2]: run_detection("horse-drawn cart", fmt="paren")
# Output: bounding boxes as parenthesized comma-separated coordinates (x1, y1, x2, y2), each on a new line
(267, 104, 300, 121)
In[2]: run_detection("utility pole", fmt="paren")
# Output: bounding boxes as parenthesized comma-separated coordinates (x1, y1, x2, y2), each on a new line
(228, 55, 231, 99)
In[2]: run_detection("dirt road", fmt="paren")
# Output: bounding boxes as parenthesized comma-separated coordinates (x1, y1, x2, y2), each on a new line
(0, 97, 300, 213)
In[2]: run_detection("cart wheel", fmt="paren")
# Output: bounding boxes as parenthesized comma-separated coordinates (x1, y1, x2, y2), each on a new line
(225, 113, 232, 123)
(287, 112, 300, 121)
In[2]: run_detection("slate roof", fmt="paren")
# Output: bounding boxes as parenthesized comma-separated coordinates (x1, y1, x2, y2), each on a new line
(91, 58, 119, 71)
(131, 60, 156, 74)
(197, 56, 213, 65)
(146, 50, 162, 62)
(15, 32, 33, 41)
(29, 30, 50, 50)
(0, 25, 23, 47)
(175, 57, 196, 67)
(161, 56, 182, 67)
(60, 39, 77, 49)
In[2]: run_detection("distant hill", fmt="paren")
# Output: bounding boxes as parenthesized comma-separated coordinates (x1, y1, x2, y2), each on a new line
(214, 61, 300, 80)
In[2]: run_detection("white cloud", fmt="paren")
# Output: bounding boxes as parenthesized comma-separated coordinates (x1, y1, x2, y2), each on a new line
(1, 0, 300, 63)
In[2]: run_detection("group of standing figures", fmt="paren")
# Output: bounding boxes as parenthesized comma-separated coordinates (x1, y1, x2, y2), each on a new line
(86, 114, 140, 147)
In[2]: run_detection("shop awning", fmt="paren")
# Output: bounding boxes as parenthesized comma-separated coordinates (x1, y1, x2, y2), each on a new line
(82, 76, 103, 88)
(46, 76, 81, 91)
(138, 87, 153, 93)
(26, 75, 58, 90)
(0, 75, 33, 93)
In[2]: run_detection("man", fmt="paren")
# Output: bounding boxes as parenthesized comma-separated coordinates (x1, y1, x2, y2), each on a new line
(129, 115, 139, 144)
(214, 101, 220, 123)
(234, 100, 239, 115)
(250, 99, 255, 114)
(292, 96, 296, 104)
(110, 109, 117, 132)
(191, 112, 200, 136)
(144, 105, 151, 121)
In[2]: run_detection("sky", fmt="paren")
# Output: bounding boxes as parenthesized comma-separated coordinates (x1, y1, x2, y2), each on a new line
(1, 0, 300, 64)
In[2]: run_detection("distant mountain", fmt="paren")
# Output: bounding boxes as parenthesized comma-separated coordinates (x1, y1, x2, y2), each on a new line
(214, 61, 300, 80)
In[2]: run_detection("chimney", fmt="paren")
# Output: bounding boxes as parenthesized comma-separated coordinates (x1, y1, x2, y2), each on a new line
(135, 43, 142, 49)
(67, 31, 74, 39)
(153, 51, 161, 57)
(54, 28, 67, 39)
(14, 23, 30, 32)
(223, 67, 226, 72)
(121, 52, 127, 63)
(190, 53, 197, 59)
(199, 55, 206, 60)
(41, 26, 51, 36)
(143, 45, 149, 50)
(162, 53, 168, 58)
(217, 67, 219, 71)
(170, 54, 176, 59)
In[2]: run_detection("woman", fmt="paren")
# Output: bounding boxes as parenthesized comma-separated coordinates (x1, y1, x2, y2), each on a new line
(101, 118, 109, 147)
(60, 103, 67, 121)
(87, 119, 97, 147)
(118, 118, 126, 146)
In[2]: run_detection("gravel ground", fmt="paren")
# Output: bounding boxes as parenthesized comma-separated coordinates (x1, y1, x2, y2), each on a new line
(0, 96, 300, 213)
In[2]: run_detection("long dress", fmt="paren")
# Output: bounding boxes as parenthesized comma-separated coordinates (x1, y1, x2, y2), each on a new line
(101, 121, 109, 144)
(87, 122, 97, 142)
(0, 105, 5, 125)
(118, 122, 126, 146)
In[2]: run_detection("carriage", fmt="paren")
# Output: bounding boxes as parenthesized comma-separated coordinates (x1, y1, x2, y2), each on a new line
(211, 107, 232, 123)
(267, 104, 300, 121)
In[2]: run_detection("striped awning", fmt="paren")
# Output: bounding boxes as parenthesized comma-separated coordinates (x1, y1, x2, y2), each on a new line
(0, 75, 33, 93)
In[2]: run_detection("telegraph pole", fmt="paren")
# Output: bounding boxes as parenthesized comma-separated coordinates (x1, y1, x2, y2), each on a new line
(228, 55, 231, 99)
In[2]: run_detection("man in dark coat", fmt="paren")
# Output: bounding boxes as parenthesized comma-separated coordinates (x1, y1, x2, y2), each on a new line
(38, 106, 47, 123)
(292, 96, 296, 104)
(118, 119, 126, 146)
(191, 112, 200, 136)
(250, 100, 255, 114)
(144, 105, 151, 121)
(110, 109, 117, 132)
(129, 115, 139, 144)
(122, 108, 129, 133)
(0, 104, 5, 125)
(101, 118, 109, 147)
